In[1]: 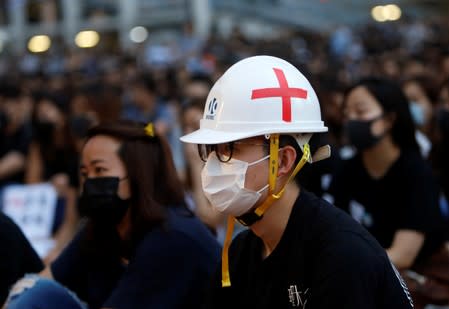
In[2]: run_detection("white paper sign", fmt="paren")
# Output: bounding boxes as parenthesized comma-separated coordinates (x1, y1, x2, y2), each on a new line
(2, 183, 57, 257)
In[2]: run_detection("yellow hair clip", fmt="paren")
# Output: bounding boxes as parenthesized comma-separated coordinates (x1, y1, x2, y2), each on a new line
(144, 123, 154, 137)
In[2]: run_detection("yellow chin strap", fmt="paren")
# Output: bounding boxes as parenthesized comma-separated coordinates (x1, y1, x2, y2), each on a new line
(221, 216, 234, 287)
(221, 135, 311, 287)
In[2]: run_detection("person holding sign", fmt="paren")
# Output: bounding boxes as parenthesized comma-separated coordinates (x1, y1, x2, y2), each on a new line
(180, 55, 414, 308)
(3, 121, 220, 309)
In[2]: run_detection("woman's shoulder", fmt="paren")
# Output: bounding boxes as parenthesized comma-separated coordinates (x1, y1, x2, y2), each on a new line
(166, 206, 216, 236)
(135, 206, 220, 258)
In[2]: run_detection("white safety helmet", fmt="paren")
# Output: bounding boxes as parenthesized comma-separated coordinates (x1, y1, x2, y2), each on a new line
(180, 55, 327, 145)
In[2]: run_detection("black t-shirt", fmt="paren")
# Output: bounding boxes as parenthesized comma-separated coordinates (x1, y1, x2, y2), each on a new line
(328, 150, 446, 263)
(0, 212, 44, 304)
(204, 190, 414, 309)
(51, 207, 221, 309)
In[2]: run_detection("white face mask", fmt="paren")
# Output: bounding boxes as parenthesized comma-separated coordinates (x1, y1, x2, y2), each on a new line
(201, 153, 270, 217)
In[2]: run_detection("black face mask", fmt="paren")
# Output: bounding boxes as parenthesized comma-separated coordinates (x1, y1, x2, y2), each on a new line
(78, 177, 130, 226)
(345, 115, 385, 151)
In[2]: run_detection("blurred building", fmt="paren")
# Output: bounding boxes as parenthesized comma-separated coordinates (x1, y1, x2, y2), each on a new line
(0, 0, 199, 53)
(0, 0, 447, 54)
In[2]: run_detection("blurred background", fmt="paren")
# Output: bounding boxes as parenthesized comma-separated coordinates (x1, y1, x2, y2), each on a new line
(0, 0, 449, 262)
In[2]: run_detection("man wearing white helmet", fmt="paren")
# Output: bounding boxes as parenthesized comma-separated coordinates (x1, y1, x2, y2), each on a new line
(181, 55, 413, 308)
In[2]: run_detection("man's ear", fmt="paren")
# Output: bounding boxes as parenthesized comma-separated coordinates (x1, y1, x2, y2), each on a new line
(277, 145, 297, 177)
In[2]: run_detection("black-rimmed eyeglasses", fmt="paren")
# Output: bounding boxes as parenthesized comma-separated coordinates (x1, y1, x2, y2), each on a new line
(197, 141, 269, 163)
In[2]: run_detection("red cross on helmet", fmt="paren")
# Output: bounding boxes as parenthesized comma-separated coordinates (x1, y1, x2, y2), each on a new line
(180, 55, 327, 145)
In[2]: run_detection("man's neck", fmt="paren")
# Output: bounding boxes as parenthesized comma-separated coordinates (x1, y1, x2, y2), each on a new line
(251, 183, 300, 259)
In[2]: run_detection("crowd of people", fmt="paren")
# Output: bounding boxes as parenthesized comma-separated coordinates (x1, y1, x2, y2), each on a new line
(0, 15, 449, 308)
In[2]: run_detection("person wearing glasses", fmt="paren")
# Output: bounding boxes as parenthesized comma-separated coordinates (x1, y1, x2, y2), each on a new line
(3, 121, 220, 309)
(180, 56, 414, 308)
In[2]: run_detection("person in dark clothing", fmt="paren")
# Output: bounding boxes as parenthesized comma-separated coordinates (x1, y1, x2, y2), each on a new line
(4, 120, 220, 309)
(0, 82, 33, 190)
(328, 77, 448, 308)
(25, 92, 81, 264)
(0, 212, 44, 304)
(329, 77, 447, 268)
(181, 55, 414, 308)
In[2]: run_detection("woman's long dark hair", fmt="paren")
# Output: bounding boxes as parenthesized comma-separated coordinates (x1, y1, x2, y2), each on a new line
(81, 120, 186, 264)
(344, 77, 419, 152)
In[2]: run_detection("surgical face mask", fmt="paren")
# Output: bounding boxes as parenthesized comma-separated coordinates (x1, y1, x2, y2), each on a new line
(201, 154, 270, 217)
(409, 101, 426, 127)
(345, 115, 385, 151)
(78, 177, 130, 226)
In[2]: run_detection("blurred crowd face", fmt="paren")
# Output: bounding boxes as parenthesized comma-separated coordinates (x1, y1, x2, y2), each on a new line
(36, 99, 64, 129)
(382, 59, 401, 79)
(70, 94, 90, 116)
(403, 61, 426, 79)
(184, 81, 209, 101)
(182, 106, 202, 134)
(2, 96, 28, 129)
(131, 85, 154, 109)
(403, 81, 433, 127)
(33, 99, 66, 143)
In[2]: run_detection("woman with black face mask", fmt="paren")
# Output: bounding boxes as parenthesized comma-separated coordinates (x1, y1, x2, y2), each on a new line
(4, 121, 220, 309)
(328, 77, 449, 309)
